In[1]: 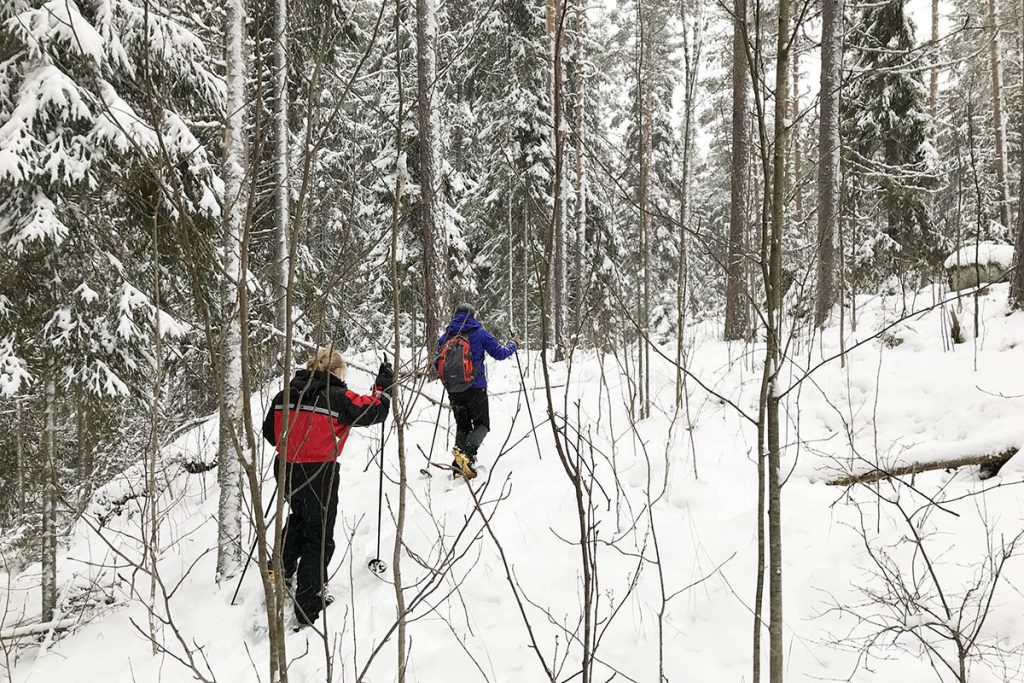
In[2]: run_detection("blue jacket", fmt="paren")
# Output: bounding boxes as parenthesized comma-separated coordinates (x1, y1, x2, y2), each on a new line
(436, 312, 517, 390)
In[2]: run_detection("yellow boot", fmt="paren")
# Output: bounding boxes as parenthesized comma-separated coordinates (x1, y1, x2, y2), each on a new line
(452, 447, 478, 480)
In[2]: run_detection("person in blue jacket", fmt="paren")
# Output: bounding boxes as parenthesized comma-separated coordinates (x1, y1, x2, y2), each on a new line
(435, 303, 520, 478)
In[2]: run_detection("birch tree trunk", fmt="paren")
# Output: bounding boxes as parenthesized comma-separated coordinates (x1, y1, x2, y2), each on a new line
(724, 0, 751, 341)
(790, 53, 802, 225)
(41, 379, 57, 622)
(815, 0, 843, 328)
(987, 0, 1011, 229)
(272, 0, 289, 340)
(216, 0, 247, 581)
(15, 399, 24, 511)
(416, 0, 450, 347)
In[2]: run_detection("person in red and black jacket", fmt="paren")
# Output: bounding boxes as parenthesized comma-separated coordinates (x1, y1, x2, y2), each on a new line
(262, 348, 393, 628)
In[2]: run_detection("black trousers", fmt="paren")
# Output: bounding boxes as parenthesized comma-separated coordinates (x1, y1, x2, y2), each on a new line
(449, 387, 490, 457)
(275, 460, 340, 625)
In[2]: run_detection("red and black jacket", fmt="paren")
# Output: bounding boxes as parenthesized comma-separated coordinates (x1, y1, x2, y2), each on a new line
(262, 369, 389, 463)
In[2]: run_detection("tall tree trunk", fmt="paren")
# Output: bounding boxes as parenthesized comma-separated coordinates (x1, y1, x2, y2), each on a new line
(1011, 148, 1024, 309)
(391, 4, 409, 678)
(75, 393, 91, 502)
(815, 0, 843, 327)
(637, 8, 652, 419)
(573, 1, 586, 329)
(216, 0, 247, 581)
(146, 184, 163, 655)
(1011, 10, 1024, 310)
(546, 0, 566, 357)
(416, 0, 450, 347)
(987, 0, 1011, 229)
(768, 0, 790, 678)
(676, 1, 700, 409)
(273, 0, 289, 342)
(929, 0, 939, 118)
(15, 399, 24, 512)
(41, 379, 57, 622)
(724, 0, 751, 341)
(790, 52, 802, 225)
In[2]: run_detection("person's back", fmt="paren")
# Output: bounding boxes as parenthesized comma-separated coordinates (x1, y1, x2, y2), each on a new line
(262, 350, 393, 628)
(435, 303, 519, 478)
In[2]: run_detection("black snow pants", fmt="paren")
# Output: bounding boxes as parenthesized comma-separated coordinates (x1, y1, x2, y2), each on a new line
(275, 459, 340, 625)
(449, 387, 490, 457)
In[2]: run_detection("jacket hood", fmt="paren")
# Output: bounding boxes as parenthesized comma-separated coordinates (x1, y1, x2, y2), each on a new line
(447, 311, 481, 335)
(289, 368, 345, 394)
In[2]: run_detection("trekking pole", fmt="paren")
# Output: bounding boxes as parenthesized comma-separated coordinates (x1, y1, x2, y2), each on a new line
(230, 486, 278, 605)
(511, 329, 543, 460)
(419, 395, 445, 477)
(368, 418, 388, 574)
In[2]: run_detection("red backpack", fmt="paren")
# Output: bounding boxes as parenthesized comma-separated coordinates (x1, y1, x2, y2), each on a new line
(436, 334, 476, 393)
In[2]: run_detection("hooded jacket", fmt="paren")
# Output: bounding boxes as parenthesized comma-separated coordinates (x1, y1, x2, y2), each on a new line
(435, 311, 517, 390)
(261, 369, 389, 463)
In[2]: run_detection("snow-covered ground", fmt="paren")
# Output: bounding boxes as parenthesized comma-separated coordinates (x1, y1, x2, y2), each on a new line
(5, 285, 1024, 682)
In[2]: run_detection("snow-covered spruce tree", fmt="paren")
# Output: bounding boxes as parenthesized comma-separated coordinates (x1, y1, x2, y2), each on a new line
(932, 0, 1021, 258)
(843, 0, 941, 287)
(446, 0, 551, 338)
(0, 0, 222, 615)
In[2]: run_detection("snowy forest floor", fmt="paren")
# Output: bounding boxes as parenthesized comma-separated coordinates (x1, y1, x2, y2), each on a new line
(4, 284, 1024, 682)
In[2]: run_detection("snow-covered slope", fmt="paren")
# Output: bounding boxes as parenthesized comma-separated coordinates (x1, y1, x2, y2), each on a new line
(6, 285, 1024, 682)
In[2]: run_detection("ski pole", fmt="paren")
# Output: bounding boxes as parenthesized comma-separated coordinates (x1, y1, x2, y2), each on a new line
(421, 394, 445, 476)
(368, 418, 387, 574)
(368, 352, 389, 574)
(230, 486, 278, 606)
(511, 329, 543, 460)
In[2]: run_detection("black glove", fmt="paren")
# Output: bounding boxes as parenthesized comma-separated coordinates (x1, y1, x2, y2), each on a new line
(375, 361, 394, 395)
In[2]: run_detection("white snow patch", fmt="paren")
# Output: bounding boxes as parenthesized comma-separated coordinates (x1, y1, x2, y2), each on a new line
(943, 241, 1015, 270)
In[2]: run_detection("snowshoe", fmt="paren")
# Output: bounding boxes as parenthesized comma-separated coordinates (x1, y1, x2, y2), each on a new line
(451, 448, 478, 480)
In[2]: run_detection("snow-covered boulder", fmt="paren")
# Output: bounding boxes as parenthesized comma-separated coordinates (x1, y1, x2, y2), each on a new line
(943, 242, 1015, 291)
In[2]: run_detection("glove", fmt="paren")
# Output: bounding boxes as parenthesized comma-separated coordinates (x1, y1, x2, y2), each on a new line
(510, 331, 523, 347)
(375, 361, 394, 395)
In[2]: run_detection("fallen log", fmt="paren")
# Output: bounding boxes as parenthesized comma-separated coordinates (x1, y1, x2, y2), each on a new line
(826, 448, 1019, 487)
(0, 618, 77, 640)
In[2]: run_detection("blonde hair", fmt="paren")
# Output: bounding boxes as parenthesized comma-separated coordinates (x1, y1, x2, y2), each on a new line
(308, 348, 348, 379)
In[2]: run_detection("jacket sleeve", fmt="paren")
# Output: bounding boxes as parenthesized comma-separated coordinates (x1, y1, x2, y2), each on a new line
(481, 328, 517, 360)
(335, 386, 390, 427)
(434, 332, 447, 375)
(262, 391, 283, 446)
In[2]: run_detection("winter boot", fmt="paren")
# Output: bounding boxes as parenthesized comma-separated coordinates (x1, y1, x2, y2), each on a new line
(452, 448, 478, 480)
(267, 562, 294, 589)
